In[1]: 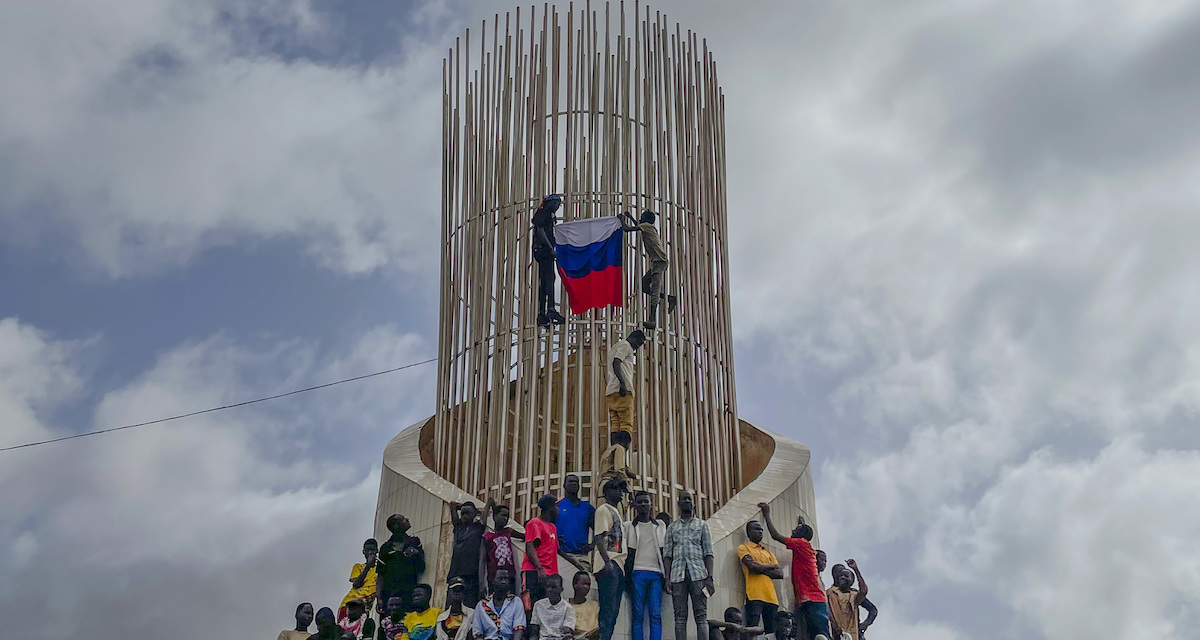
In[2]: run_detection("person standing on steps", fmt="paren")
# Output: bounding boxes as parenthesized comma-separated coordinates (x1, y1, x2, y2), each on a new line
(448, 501, 487, 608)
(626, 491, 667, 640)
(738, 520, 783, 635)
(377, 514, 427, 617)
(557, 474, 596, 572)
(522, 495, 561, 606)
(758, 503, 831, 640)
(532, 194, 566, 327)
(663, 491, 714, 640)
(618, 210, 676, 330)
(483, 500, 525, 591)
(601, 330, 647, 479)
(590, 476, 629, 640)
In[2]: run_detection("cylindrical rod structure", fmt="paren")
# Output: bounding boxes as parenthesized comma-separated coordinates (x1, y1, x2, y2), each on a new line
(435, 2, 738, 522)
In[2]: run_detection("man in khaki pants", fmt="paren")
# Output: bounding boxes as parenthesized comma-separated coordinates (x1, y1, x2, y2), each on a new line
(601, 330, 646, 477)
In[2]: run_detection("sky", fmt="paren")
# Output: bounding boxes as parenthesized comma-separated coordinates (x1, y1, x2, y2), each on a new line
(2, 0, 1199, 638)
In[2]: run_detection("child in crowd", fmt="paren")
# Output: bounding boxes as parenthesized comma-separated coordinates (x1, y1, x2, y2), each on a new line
(339, 599, 375, 639)
(568, 572, 600, 640)
(530, 574, 576, 640)
(708, 607, 763, 640)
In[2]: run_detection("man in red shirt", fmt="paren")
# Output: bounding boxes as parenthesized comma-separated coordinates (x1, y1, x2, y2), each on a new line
(523, 494, 561, 606)
(758, 503, 831, 640)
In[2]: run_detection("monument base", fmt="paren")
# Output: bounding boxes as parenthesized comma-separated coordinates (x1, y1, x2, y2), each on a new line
(375, 418, 818, 640)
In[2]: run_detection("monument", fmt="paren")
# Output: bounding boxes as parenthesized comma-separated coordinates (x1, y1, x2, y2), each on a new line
(376, 4, 820, 637)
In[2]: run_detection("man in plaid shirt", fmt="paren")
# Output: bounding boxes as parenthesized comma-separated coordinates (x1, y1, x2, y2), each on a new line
(662, 491, 714, 640)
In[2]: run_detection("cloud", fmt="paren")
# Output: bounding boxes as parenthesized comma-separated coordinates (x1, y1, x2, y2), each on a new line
(0, 318, 432, 639)
(921, 440, 1200, 639)
(0, 0, 451, 278)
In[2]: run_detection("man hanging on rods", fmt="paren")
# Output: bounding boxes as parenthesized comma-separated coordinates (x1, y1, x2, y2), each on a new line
(619, 210, 677, 330)
(533, 194, 567, 327)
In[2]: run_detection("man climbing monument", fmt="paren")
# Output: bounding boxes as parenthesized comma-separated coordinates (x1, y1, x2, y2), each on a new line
(601, 330, 646, 478)
(619, 211, 676, 330)
(533, 194, 566, 327)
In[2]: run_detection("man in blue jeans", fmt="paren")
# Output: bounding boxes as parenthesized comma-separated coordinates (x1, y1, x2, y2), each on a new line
(626, 491, 667, 640)
(591, 476, 628, 640)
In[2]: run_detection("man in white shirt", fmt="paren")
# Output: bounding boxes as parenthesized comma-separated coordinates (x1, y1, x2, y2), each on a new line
(591, 476, 629, 640)
(626, 491, 667, 640)
(530, 574, 577, 640)
(601, 330, 646, 478)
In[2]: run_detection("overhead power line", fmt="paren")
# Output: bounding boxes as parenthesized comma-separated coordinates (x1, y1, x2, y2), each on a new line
(0, 357, 438, 454)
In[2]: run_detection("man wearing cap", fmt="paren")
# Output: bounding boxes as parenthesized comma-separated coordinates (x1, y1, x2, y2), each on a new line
(619, 210, 676, 330)
(590, 476, 628, 640)
(438, 577, 477, 640)
(532, 194, 566, 327)
(523, 494, 561, 604)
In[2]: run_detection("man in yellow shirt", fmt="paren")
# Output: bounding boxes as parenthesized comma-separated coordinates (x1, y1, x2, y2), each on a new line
(341, 539, 379, 620)
(737, 520, 783, 636)
(403, 584, 443, 640)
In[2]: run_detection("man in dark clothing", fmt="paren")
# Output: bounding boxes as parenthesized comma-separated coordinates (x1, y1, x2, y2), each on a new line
(532, 194, 566, 327)
(619, 210, 676, 330)
(309, 607, 356, 640)
(377, 513, 427, 616)
(449, 501, 487, 608)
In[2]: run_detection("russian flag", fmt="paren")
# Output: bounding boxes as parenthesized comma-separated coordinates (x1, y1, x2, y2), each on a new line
(554, 216, 625, 314)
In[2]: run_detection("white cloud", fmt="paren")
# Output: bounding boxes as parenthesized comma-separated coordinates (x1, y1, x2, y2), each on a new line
(0, 319, 432, 638)
(921, 440, 1200, 640)
(0, 0, 450, 278)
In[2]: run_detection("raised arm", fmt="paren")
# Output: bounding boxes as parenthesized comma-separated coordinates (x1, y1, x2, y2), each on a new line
(482, 499, 495, 529)
(847, 558, 867, 602)
(618, 212, 641, 231)
(757, 503, 787, 544)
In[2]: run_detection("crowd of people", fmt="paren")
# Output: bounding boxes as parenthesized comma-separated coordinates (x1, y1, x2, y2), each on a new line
(277, 199, 876, 640)
(278, 478, 878, 640)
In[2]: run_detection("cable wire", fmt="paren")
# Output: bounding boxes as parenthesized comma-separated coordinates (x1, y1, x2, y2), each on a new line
(0, 357, 438, 453)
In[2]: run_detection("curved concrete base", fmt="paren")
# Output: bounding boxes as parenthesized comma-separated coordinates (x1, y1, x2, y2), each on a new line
(376, 417, 818, 640)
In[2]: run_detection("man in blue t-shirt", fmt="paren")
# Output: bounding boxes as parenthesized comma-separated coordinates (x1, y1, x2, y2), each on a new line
(557, 473, 596, 571)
